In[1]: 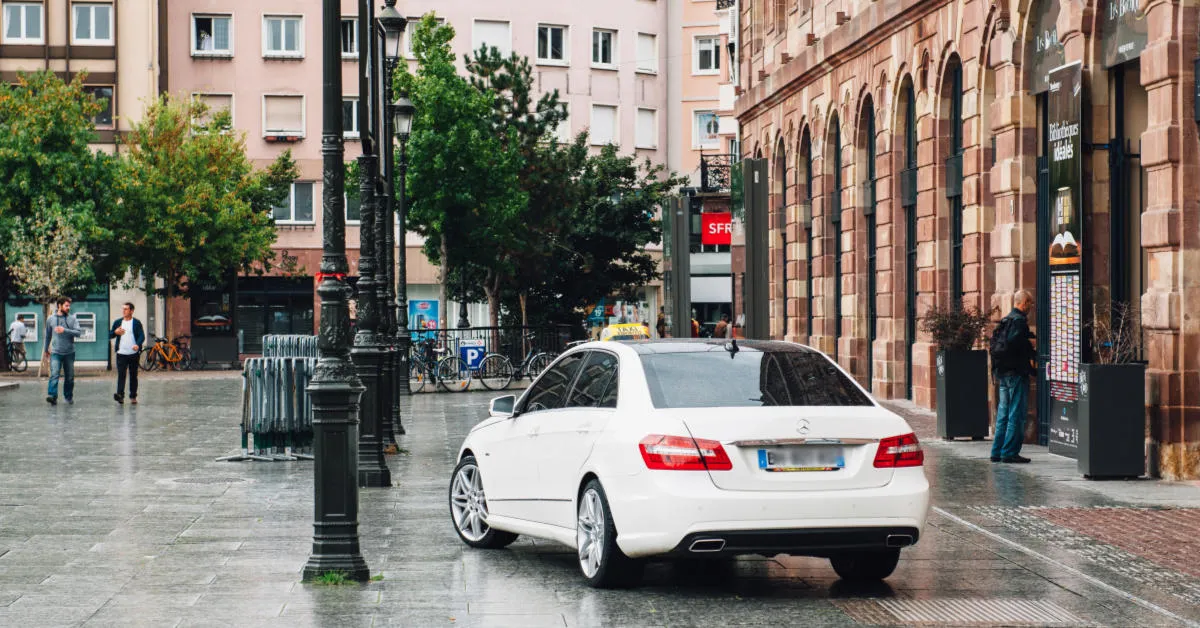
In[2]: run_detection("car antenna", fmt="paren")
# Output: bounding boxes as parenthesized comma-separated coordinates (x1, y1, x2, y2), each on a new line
(725, 337, 739, 358)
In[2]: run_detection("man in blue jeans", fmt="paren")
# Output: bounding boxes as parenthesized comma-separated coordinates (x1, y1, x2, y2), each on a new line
(44, 296, 82, 406)
(991, 290, 1037, 463)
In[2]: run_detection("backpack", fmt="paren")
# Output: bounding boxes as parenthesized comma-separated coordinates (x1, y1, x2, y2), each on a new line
(988, 316, 1019, 369)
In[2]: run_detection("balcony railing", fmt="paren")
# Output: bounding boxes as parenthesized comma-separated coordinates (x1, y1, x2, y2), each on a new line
(700, 153, 736, 193)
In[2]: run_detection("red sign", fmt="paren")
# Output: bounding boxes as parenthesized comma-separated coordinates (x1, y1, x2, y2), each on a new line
(701, 212, 732, 245)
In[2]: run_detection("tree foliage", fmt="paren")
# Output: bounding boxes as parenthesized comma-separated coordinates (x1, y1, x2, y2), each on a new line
(109, 95, 298, 297)
(396, 15, 525, 328)
(8, 200, 95, 307)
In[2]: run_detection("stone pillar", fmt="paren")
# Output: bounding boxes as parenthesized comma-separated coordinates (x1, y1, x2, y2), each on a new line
(1140, 0, 1198, 478)
(875, 108, 902, 398)
(912, 104, 939, 408)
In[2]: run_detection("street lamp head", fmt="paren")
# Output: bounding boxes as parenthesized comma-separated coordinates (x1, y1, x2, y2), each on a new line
(392, 94, 415, 139)
(377, 2, 407, 62)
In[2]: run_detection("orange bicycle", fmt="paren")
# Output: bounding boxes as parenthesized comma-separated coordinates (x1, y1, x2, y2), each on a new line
(139, 335, 193, 371)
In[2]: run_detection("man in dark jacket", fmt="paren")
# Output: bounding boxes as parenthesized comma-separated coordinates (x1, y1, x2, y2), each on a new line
(991, 290, 1037, 463)
(109, 302, 145, 405)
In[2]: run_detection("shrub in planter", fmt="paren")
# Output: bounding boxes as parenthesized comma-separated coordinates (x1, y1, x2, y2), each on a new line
(920, 304, 993, 440)
(1078, 302, 1146, 479)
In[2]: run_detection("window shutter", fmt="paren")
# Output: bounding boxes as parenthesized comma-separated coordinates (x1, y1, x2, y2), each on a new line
(636, 109, 655, 148)
(473, 20, 511, 56)
(591, 105, 616, 145)
(637, 33, 656, 72)
(264, 96, 303, 134)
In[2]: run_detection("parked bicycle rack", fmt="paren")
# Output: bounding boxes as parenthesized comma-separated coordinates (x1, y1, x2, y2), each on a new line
(217, 335, 318, 462)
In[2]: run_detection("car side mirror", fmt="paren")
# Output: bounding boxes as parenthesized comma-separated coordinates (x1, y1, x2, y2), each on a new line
(489, 395, 516, 418)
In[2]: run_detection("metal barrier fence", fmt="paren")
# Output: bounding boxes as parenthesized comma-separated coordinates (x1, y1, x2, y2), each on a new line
(406, 325, 576, 366)
(219, 335, 318, 462)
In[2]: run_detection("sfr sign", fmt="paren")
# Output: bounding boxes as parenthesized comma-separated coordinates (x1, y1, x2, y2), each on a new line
(701, 212, 732, 245)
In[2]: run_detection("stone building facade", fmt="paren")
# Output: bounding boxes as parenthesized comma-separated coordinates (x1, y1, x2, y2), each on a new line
(735, 0, 1200, 479)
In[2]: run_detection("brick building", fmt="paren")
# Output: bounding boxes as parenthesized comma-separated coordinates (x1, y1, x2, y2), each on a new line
(734, 0, 1200, 479)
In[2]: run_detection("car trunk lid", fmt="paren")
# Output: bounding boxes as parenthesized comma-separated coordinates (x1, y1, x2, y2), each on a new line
(669, 406, 910, 491)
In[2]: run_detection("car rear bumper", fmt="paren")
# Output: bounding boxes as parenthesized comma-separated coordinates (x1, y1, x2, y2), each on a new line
(605, 467, 929, 558)
(669, 526, 920, 557)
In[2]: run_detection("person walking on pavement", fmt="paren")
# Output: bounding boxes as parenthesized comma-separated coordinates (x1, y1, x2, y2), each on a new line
(656, 307, 666, 339)
(44, 297, 82, 406)
(989, 289, 1037, 463)
(109, 302, 144, 405)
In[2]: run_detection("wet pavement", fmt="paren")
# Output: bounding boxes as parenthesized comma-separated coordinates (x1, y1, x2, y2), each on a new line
(0, 374, 1198, 627)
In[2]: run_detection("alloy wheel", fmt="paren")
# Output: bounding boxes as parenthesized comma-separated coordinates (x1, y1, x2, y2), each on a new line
(450, 462, 490, 542)
(577, 488, 605, 578)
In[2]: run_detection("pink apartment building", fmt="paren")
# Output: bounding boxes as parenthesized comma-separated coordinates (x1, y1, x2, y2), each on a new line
(164, 0, 673, 355)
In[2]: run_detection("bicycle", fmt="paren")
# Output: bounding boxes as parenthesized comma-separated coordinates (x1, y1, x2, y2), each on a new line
(476, 333, 557, 391)
(408, 337, 472, 393)
(140, 335, 193, 371)
(5, 341, 27, 372)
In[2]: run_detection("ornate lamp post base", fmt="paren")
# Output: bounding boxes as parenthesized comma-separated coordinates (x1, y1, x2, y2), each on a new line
(302, 378, 370, 583)
(352, 342, 391, 488)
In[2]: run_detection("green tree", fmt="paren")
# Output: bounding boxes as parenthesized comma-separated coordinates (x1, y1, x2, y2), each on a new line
(396, 15, 525, 328)
(464, 45, 569, 328)
(0, 71, 119, 367)
(109, 95, 297, 323)
(520, 146, 682, 327)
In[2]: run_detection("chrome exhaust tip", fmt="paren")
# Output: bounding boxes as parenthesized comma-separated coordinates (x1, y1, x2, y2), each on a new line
(688, 539, 726, 552)
(886, 534, 914, 548)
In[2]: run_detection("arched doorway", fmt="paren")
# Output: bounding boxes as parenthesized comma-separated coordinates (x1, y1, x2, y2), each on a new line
(773, 137, 788, 340)
(797, 128, 814, 343)
(827, 114, 843, 364)
(897, 78, 918, 399)
(858, 96, 878, 387)
(939, 54, 965, 308)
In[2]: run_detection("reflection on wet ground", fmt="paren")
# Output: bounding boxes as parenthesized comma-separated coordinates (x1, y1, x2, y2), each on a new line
(0, 376, 1196, 626)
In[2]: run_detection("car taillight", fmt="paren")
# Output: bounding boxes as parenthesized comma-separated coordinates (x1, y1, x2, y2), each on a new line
(873, 433, 924, 468)
(639, 434, 732, 471)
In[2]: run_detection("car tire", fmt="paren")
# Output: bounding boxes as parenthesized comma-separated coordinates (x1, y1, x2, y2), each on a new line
(829, 549, 901, 582)
(577, 479, 644, 589)
(448, 456, 518, 550)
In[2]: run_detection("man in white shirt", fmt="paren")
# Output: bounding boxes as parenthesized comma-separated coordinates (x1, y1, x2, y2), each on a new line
(108, 302, 144, 405)
(8, 318, 27, 345)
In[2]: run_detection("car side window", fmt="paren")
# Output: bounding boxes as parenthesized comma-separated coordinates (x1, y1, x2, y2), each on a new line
(565, 351, 619, 408)
(521, 352, 587, 414)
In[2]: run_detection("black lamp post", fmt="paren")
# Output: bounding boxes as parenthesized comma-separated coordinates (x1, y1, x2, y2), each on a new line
(391, 93, 414, 397)
(303, 0, 368, 583)
(376, 1, 405, 446)
(351, 0, 390, 489)
(457, 272, 470, 328)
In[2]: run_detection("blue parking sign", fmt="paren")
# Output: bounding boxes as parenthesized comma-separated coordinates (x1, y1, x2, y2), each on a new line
(459, 340, 486, 369)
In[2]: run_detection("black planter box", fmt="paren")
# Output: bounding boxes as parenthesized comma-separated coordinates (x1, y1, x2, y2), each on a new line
(1078, 363, 1146, 479)
(935, 349, 989, 440)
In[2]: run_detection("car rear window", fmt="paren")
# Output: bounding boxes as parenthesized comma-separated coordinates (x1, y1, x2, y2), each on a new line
(640, 349, 873, 408)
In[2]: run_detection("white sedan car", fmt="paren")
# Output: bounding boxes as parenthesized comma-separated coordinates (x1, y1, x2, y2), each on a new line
(448, 339, 930, 588)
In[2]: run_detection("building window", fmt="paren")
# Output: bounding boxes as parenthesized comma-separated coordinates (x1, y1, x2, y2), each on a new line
(694, 36, 721, 74)
(3, 2, 43, 43)
(264, 15, 303, 58)
(272, 182, 315, 223)
(342, 98, 359, 138)
(592, 29, 616, 68)
(405, 16, 444, 58)
(193, 93, 233, 128)
(636, 33, 657, 73)
(473, 19, 511, 56)
(553, 103, 572, 143)
(84, 86, 113, 128)
(635, 108, 656, 149)
(693, 111, 720, 149)
(346, 194, 361, 223)
(192, 14, 232, 56)
(590, 104, 617, 146)
(340, 17, 357, 57)
(537, 24, 566, 64)
(72, 3, 112, 45)
(263, 95, 305, 137)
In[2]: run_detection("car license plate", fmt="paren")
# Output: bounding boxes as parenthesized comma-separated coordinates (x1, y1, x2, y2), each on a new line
(757, 447, 844, 472)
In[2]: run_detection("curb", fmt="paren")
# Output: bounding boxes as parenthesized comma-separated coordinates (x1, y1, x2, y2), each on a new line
(0, 381, 19, 391)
